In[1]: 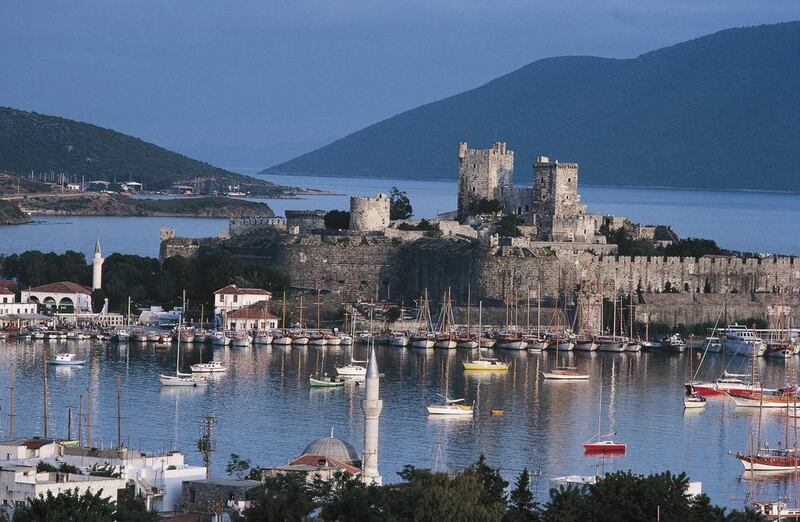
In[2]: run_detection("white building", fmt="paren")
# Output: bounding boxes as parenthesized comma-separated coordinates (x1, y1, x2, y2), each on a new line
(214, 285, 271, 326)
(0, 464, 127, 518)
(0, 440, 206, 514)
(21, 282, 92, 313)
(223, 304, 279, 332)
(0, 288, 36, 317)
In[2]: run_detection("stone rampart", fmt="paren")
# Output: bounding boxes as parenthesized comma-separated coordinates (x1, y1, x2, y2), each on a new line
(229, 216, 286, 236)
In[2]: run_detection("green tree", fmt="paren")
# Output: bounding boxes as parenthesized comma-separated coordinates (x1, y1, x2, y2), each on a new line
(496, 215, 522, 237)
(311, 472, 386, 521)
(505, 468, 539, 521)
(389, 186, 412, 220)
(471, 454, 508, 506)
(91, 289, 107, 313)
(114, 487, 159, 522)
(472, 198, 503, 214)
(226, 453, 252, 479)
(13, 488, 116, 522)
(241, 474, 314, 522)
(324, 210, 350, 230)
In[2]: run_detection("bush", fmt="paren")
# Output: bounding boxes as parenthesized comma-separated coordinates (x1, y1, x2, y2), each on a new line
(497, 215, 522, 237)
(324, 210, 350, 230)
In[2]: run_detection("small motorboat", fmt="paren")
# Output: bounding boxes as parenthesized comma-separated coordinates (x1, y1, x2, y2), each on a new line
(683, 393, 707, 409)
(190, 360, 228, 373)
(47, 353, 86, 366)
(309, 375, 346, 387)
(160, 373, 207, 387)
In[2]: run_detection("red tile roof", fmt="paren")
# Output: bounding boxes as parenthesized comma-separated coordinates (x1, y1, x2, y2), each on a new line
(288, 454, 361, 475)
(214, 285, 271, 296)
(28, 282, 92, 295)
(0, 280, 16, 291)
(226, 305, 278, 320)
(0, 287, 13, 295)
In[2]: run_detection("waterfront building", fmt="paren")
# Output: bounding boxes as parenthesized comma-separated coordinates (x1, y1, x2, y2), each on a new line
(222, 303, 279, 332)
(20, 282, 92, 313)
(0, 287, 37, 317)
(92, 235, 104, 291)
(213, 285, 272, 327)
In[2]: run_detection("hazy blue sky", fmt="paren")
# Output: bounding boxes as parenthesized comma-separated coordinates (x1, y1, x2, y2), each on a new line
(1, 1, 797, 162)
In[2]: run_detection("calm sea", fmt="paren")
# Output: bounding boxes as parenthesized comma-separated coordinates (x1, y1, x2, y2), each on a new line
(1, 174, 797, 258)
(0, 339, 794, 509)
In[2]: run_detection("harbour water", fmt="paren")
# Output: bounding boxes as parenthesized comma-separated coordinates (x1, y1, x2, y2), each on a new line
(1, 175, 799, 258)
(1, 338, 797, 508)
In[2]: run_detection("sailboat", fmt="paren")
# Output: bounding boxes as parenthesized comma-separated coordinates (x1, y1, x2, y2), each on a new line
(496, 289, 527, 350)
(597, 286, 628, 352)
(583, 367, 625, 454)
(428, 352, 473, 416)
(735, 393, 800, 473)
(574, 285, 598, 351)
(309, 347, 345, 387)
(272, 291, 292, 346)
(542, 329, 589, 381)
(161, 291, 207, 387)
(456, 287, 479, 349)
(389, 301, 410, 347)
(434, 289, 457, 349)
(410, 290, 435, 349)
(624, 289, 641, 352)
(463, 302, 509, 371)
(525, 286, 549, 352)
(336, 309, 370, 377)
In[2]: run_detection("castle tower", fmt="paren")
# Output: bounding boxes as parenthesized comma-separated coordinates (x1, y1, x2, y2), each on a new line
(457, 141, 514, 219)
(361, 345, 382, 485)
(92, 234, 104, 291)
(533, 156, 584, 241)
(350, 193, 391, 232)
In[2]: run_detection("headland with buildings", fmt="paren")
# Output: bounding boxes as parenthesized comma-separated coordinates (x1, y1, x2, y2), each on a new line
(160, 140, 800, 332)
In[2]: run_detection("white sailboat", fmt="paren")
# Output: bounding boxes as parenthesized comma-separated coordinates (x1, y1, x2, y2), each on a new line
(336, 309, 370, 378)
(161, 290, 207, 387)
(427, 354, 474, 416)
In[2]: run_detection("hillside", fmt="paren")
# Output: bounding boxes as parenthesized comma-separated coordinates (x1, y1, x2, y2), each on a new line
(0, 200, 30, 224)
(0, 107, 289, 195)
(264, 22, 800, 191)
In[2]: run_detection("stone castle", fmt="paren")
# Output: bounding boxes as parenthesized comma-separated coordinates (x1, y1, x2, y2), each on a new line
(160, 140, 800, 329)
(457, 141, 612, 243)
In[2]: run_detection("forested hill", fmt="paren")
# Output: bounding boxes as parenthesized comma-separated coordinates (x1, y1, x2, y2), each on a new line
(0, 107, 285, 195)
(264, 22, 800, 192)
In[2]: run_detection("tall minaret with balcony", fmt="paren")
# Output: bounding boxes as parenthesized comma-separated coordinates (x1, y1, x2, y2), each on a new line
(92, 234, 104, 290)
(361, 345, 383, 485)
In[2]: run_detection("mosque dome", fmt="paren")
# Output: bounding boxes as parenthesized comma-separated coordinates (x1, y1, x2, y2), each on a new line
(301, 428, 361, 465)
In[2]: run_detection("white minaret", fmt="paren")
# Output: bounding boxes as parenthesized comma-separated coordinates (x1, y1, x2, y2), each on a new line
(361, 344, 382, 485)
(92, 234, 104, 291)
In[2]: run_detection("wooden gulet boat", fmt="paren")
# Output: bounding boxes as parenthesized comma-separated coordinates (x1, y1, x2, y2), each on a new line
(410, 290, 435, 349)
(542, 329, 588, 381)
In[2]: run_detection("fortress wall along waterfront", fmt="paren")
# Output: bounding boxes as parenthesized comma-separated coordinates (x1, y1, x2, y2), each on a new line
(161, 228, 800, 329)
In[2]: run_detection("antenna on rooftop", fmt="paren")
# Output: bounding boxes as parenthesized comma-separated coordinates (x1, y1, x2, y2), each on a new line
(197, 414, 218, 479)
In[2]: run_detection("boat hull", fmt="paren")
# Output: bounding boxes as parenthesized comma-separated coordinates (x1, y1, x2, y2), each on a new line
(160, 374, 206, 386)
(462, 361, 509, 371)
(309, 377, 345, 387)
(434, 340, 457, 350)
(575, 341, 598, 352)
(583, 442, 626, 454)
(597, 342, 626, 353)
(426, 405, 473, 416)
(496, 340, 527, 350)
(542, 371, 589, 381)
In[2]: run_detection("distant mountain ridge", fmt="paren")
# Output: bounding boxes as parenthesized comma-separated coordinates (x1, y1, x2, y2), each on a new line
(264, 22, 800, 191)
(0, 107, 285, 194)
